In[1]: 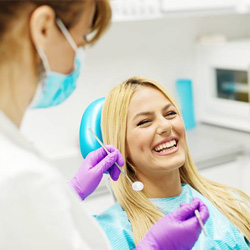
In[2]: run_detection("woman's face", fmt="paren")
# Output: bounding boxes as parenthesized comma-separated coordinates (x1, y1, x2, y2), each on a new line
(126, 86, 186, 179)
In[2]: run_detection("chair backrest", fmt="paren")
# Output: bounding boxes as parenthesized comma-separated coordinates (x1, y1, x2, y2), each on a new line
(79, 97, 105, 158)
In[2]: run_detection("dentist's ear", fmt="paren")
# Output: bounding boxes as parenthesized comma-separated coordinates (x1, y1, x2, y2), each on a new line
(29, 5, 57, 50)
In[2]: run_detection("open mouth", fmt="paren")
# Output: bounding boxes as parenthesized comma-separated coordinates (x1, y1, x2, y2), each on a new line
(153, 139, 178, 153)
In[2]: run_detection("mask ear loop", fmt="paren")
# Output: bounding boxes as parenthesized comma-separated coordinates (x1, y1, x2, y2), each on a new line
(56, 18, 78, 53)
(37, 47, 51, 72)
(29, 48, 49, 108)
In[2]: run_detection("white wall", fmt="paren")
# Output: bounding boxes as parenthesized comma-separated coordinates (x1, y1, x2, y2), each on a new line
(21, 13, 250, 178)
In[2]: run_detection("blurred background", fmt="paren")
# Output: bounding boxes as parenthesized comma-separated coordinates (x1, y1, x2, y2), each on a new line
(21, 0, 250, 215)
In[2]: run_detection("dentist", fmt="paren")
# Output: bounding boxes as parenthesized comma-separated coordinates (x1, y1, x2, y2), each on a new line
(0, 1, 209, 249)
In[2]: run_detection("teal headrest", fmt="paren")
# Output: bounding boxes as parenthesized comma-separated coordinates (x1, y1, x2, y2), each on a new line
(79, 97, 105, 158)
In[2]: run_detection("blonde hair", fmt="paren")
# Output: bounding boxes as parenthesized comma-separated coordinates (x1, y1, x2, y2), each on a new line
(101, 76, 250, 245)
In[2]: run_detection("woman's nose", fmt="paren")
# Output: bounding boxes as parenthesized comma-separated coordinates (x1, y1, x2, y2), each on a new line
(156, 117, 172, 135)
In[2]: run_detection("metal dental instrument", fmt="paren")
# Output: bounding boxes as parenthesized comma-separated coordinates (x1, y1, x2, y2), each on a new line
(88, 128, 144, 191)
(194, 209, 208, 236)
(187, 193, 207, 236)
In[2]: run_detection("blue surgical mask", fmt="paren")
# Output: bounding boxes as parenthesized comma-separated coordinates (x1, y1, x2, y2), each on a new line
(31, 19, 82, 109)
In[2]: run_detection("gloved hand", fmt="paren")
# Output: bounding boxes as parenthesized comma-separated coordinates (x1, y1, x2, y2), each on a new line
(69, 145, 124, 200)
(135, 197, 209, 250)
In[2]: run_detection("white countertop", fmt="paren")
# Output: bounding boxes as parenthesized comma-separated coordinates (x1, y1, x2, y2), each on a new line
(187, 123, 250, 169)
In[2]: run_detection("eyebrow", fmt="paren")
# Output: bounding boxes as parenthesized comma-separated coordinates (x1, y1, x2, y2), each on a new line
(132, 103, 174, 121)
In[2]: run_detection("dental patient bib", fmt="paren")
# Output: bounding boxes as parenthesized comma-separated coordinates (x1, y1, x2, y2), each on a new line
(95, 184, 250, 250)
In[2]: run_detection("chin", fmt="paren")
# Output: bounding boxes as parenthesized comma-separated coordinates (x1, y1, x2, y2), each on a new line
(158, 157, 185, 171)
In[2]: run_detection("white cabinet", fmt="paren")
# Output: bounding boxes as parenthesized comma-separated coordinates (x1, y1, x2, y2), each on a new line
(194, 40, 250, 133)
(199, 155, 250, 195)
(200, 160, 241, 189)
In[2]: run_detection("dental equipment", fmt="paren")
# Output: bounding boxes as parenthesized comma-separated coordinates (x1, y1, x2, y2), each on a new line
(187, 193, 207, 236)
(88, 128, 144, 191)
(194, 209, 208, 236)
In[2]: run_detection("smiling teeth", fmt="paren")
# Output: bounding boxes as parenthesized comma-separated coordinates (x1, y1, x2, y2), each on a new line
(154, 140, 177, 152)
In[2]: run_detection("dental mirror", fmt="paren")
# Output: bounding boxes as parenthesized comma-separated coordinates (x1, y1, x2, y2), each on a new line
(88, 128, 144, 191)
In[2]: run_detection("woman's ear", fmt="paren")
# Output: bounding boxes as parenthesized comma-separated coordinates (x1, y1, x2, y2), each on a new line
(29, 5, 56, 50)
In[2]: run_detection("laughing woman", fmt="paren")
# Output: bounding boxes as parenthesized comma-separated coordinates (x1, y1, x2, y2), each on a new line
(96, 77, 250, 250)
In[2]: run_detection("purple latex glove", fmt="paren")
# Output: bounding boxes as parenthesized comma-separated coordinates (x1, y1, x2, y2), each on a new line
(69, 145, 124, 200)
(135, 197, 209, 250)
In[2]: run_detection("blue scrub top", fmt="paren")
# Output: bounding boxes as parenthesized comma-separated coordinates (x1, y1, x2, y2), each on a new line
(95, 184, 250, 250)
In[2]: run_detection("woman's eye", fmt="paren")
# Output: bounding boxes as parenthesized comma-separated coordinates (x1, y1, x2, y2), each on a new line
(165, 111, 177, 117)
(137, 120, 150, 126)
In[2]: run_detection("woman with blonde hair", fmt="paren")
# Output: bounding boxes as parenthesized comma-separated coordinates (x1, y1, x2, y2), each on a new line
(96, 76, 250, 249)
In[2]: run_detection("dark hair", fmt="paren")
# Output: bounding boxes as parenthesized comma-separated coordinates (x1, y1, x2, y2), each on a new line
(0, 0, 111, 44)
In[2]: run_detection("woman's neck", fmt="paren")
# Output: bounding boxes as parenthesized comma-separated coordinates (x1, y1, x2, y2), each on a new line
(140, 170, 182, 198)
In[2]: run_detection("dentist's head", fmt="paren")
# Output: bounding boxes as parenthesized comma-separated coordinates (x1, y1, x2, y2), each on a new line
(0, 0, 111, 126)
